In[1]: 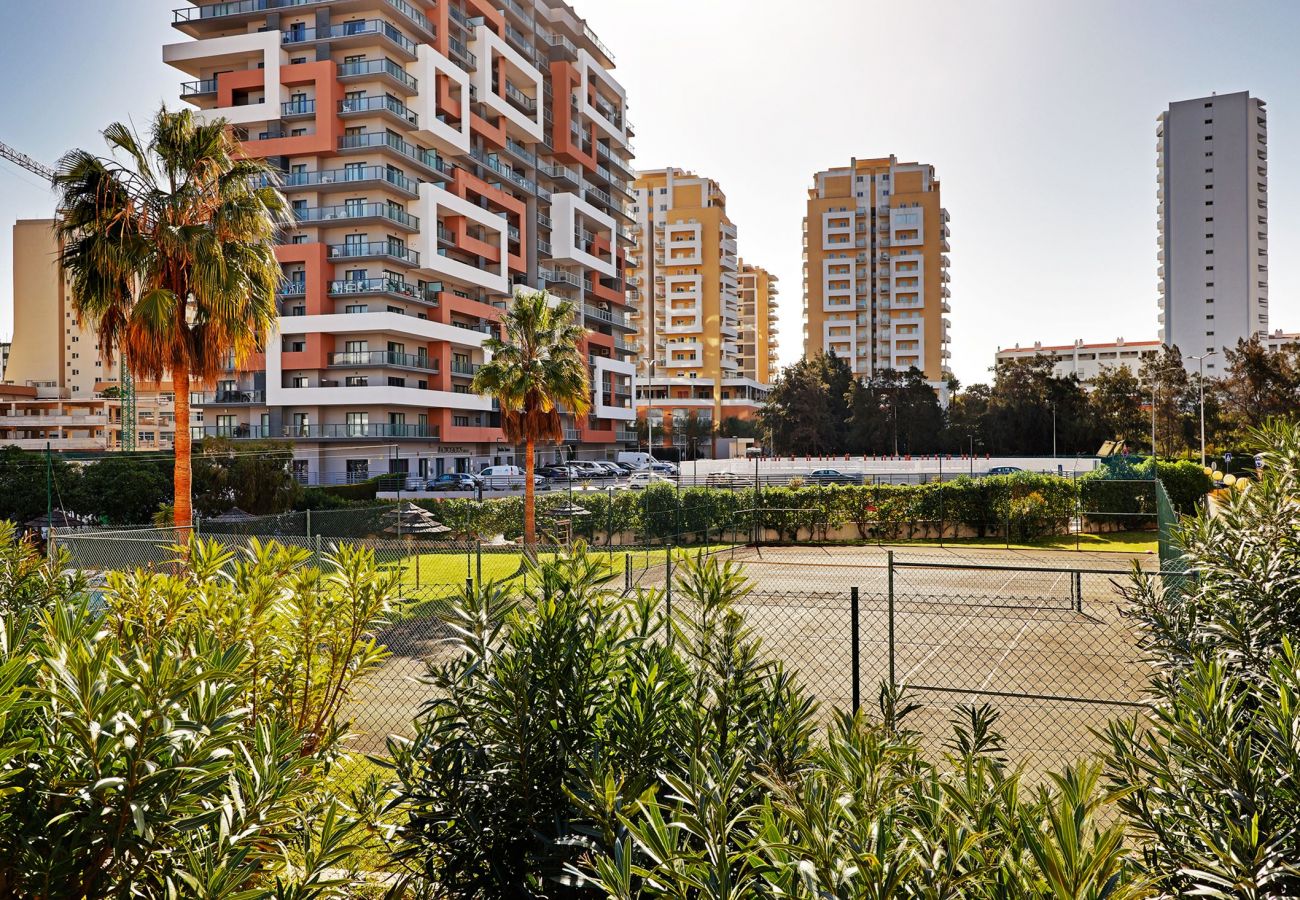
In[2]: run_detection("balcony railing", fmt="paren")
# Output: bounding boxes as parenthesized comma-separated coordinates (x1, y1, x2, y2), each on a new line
(450, 360, 481, 376)
(336, 57, 418, 92)
(295, 202, 419, 229)
(327, 278, 432, 301)
(181, 78, 218, 96)
(281, 165, 417, 195)
(282, 99, 315, 116)
(282, 20, 416, 56)
(328, 351, 436, 371)
(191, 424, 273, 439)
(339, 94, 418, 126)
(502, 81, 537, 113)
(327, 242, 420, 265)
(191, 390, 266, 405)
(338, 131, 442, 174)
(279, 423, 439, 439)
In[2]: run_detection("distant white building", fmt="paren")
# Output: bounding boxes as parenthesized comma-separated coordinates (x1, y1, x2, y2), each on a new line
(1261, 329, 1299, 352)
(995, 338, 1163, 384)
(0, 341, 9, 382)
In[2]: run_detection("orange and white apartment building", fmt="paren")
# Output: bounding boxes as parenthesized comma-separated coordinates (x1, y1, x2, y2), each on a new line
(163, 0, 638, 484)
(629, 168, 775, 438)
(803, 156, 952, 399)
(737, 260, 779, 385)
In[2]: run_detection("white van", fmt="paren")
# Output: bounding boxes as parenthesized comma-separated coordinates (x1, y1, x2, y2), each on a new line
(617, 451, 656, 470)
(478, 465, 543, 489)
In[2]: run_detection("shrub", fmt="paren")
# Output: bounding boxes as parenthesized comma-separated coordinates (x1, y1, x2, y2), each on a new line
(1105, 420, 1300, 896)
(0, 535, 398, 896)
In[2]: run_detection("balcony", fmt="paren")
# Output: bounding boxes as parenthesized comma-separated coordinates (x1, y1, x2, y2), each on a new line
(327, 241, 421, 266)
(280, 423, 440, 440)
(191, 424, 273, 440)
(447, 35, 476, 69)
(339, 94, 418, 127)
(281, 20, 417, 60)
(281, 99, 315, 118)
(337, 57, 418, 94)
(338, 132, 445, 178)
(450, 359, 481, 377)
(327, 278, 435, 303)
(181, 78, 217, 97)
(328, 351, 436, 372)
(295, 202, 419, 231)
(280, 166, 418, 198)
(502, 81, 538, 114)
(191, 390, 266, 405)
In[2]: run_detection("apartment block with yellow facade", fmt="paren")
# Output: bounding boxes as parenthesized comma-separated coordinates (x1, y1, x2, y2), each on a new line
(0, 220, 190, 453)
(736, 260, 779, 384)
(629, 168, 769, 440)
(803, 156, 952, 398)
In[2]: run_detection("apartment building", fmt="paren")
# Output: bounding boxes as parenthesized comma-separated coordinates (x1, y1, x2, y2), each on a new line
(0, 341, 10, 382)
(1157, 91, 1269, 373)
(629, 168, 769, 439)
(995, 337, 1162, 385)
(0, 220, 187, 452)
(803, 156, 952, 397)
(164, 0, 637, 484)
(736, 260, 779, 384)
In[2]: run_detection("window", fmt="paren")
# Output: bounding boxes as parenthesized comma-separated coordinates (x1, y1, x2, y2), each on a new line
(344, 304, 368, 313)
(387, 377, 406, 387)
(345, 376, 368, 387)
(453, 415, 469, 427)
(291, 376, 308, 388)
(345, 412, 369, 437)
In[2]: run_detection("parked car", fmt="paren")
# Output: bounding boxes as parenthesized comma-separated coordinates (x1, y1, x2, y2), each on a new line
(806, 469, 862, 485)
(706, 472, 750, 488)
(537, 464, 578, 480)
(627, 471, 674, 490)
(427, 473, 481, 492)
(478, 465, 545, 489)
(568, 461, 611, 478)
(648, 460, 679, 476)
(986, 466, 1024, 476)
(589, 461, 625, 478)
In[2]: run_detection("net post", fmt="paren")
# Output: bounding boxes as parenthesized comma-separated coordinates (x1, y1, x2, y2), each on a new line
(850, 586, 861, 713)
(624, 552, 632, 592)
(887, 550, 896, 691)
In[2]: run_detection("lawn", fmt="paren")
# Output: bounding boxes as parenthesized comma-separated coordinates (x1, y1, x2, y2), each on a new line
(390, 544, 731, 592)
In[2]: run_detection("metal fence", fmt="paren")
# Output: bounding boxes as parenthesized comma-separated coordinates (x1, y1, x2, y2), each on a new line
(51, 524, 1180, 785)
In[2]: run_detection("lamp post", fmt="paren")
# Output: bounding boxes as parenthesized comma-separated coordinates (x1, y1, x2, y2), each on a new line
(1150, 377, 1158, 460)
(645, 359, 657, 466)
(1188, 351, 1217, 466)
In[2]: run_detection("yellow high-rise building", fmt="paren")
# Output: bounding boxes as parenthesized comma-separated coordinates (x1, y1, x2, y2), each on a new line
(737, 260, 779, 384)
(803, 156, 951, 396)
(630, 168, 769, 440)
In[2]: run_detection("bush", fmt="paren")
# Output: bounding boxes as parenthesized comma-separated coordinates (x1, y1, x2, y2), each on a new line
(0, 534, 398, 896)
(1105, 420, 1300, 896)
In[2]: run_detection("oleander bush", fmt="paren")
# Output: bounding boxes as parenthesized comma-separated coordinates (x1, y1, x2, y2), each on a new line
(0, 534, 398, 898)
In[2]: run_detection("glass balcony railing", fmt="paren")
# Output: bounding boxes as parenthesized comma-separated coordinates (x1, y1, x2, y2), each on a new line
(327, 278, 431, 301)
(328, 350, 436, 370)
(281, 20, 416, 56)
(181, 78, 218, 96)
(281, 166, 417, 194)
(327, 242, 420, 265)
(295, 202, 418, 229)
(336, 57, 418, 92)
(339, 94, 418, 127)
(338, 131, 441, 174)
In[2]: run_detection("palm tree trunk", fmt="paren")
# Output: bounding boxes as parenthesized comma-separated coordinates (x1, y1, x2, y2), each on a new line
(173, 369, 193, 532)
(524, 435, 536, 551)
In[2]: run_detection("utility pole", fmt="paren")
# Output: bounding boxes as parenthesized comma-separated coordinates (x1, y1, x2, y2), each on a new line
(1189, 352, 1217, 466)
(45, 442, 53, 560)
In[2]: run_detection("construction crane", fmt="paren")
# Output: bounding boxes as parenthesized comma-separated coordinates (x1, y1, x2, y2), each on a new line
(0, 138, 137, 451)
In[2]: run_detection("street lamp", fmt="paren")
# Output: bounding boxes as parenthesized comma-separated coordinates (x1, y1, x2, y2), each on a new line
(1188, 351, 1217, 466)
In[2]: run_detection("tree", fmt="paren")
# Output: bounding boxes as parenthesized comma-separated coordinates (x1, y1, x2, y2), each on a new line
(77, 455, 171, 526)
(54, 107, 289, 529)
(191, 438, 302, 517)
(1139, 347, 1192, 458)
(759, 354, 842, 455)
(1089, 365, 1148, 452)
(947, 382, 991, 455)
(472, 288, 590, 549)
(979, 356, 1096, 455)
(0, 447, 82, 528)
(717, 416, 758, 440)
(1217, 335, 1300, 442)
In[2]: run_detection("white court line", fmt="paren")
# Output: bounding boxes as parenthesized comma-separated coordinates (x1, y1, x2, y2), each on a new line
(902, 639, 953, 682)
(977, 620, 1032, 692)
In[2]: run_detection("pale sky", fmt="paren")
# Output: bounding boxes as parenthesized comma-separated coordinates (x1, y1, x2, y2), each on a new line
(1, 0, 1297, 386)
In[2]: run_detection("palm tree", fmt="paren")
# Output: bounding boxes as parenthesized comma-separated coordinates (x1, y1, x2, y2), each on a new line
(473, 289, 590, 548)
(53, 107, 289, 529)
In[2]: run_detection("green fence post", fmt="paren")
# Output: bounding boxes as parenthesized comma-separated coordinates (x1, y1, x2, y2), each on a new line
(887, 550, 896, 691)
(476, 540, 482, 587)
(624, 553, 632, 593)
(850, 586, 861, 713)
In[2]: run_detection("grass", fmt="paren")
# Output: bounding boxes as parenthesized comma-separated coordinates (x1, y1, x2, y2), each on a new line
(885, 530, 1158, 553)
(391, 544, 731, 591)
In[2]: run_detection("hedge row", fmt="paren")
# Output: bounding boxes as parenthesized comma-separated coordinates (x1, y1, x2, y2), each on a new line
(404, 460, 1212, 544)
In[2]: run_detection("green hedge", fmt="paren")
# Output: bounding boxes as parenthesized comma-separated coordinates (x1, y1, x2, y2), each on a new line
(400, 469, 1189, 544)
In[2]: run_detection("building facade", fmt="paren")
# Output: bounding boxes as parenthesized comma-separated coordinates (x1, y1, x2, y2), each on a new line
(1157, 91, 1268, 374)
(803, 156, 951, 394)
(1, 220, 187, 452)
(629, 168, 769, 435)
(995, 337, 1162, 384)
(164, 0, 637, 484)
(736, 260, 779, 384)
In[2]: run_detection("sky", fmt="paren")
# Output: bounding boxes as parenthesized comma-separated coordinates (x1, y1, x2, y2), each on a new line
(1, 0, 1298, 387)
